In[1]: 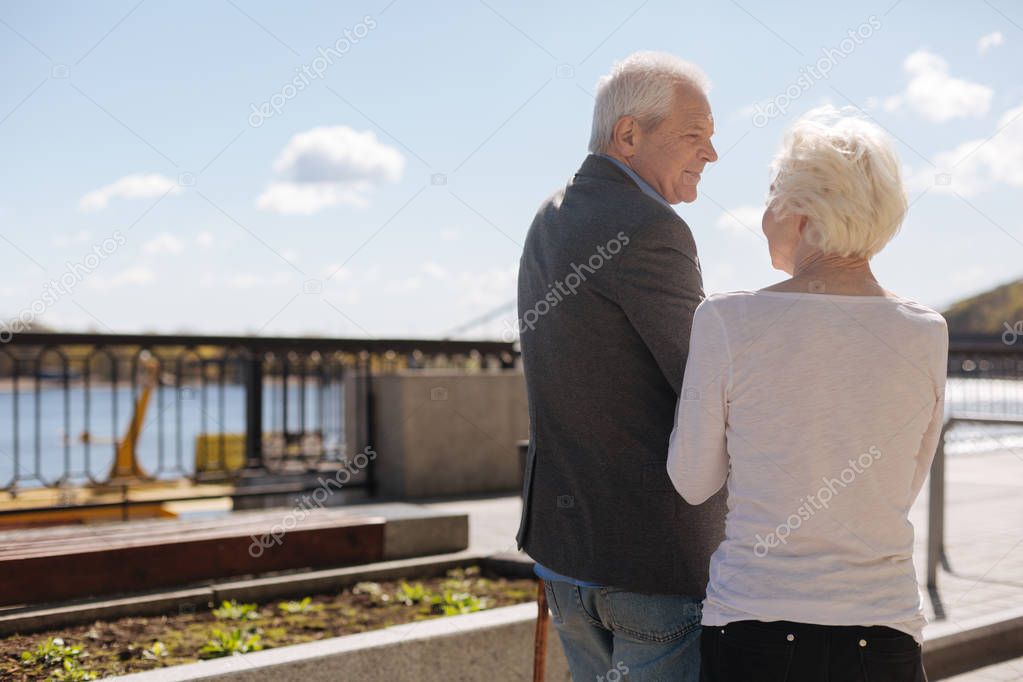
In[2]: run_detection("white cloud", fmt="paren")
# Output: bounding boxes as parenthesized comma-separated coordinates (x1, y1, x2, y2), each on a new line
(227, 273, 261, 289)
(141, 232, 183, 255)
(79, 173, 181, 211)
(224, 272, 293, 289)
(715, 206, 764, 238)
(271, 126, 404, 184)
(85, 266, 156, 290)
(952, 265, 989, 288)
(702, 262, 739, 297)
(905, 102, 1023, 196)
(454, 265, 517, 308)
(321, 264, 352, 281)
(257, 126, 404, 215)
(882, 50, 992, 123)
(196, 231, 214, 248)
(422, 262, 447, 279)
(257, 180, 375, 214)
(978, 31, 1004, 55)
(384, 276, 423, 293)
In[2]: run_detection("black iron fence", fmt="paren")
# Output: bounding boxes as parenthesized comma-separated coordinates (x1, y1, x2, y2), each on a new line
(928, 333, 1023, 591)
(946, 333, 1023, 419)
(0, 332, 517, 499)
(2, 328, 1020, 538)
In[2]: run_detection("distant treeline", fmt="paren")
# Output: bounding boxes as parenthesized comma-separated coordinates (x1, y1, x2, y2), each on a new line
(943, 279, 1023, 336)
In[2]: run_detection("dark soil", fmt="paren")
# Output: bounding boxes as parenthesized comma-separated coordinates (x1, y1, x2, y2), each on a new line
(0, 566, 536, 681)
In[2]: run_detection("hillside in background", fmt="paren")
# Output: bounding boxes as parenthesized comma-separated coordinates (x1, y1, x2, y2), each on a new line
(943, 278, 1023, 336)
(4, 281, 1023, 339)
(0, 319, 58, 334)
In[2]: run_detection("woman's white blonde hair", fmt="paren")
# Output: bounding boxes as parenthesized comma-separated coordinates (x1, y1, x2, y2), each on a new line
(768, 105, 908, 259)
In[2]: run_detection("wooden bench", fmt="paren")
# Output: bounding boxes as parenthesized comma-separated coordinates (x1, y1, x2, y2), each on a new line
(0, 509, 386, 607)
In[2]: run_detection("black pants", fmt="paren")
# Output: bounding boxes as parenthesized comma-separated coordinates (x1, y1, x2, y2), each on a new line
(701, 619, 927, 682)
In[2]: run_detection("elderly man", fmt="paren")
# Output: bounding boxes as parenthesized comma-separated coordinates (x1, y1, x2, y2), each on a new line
(515, 52, 726, 680)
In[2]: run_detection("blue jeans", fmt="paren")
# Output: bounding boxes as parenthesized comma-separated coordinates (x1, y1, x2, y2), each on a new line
(543, 579, 703, 681)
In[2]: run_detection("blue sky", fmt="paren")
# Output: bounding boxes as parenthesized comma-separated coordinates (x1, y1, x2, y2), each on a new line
(1, 0, 1021, 339)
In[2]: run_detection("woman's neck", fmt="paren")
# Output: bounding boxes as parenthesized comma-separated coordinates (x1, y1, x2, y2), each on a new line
(770, 252, 888, 296)
(794, 252, 874, 280)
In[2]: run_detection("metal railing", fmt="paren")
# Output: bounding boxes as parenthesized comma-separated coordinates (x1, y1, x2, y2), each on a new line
(3, 328, 1019, 548)
(0, 332, 517, 506)
(927, 334, 1023, 590)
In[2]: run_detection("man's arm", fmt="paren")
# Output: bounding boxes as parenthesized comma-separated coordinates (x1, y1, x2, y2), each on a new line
(615, 217, 705, 394)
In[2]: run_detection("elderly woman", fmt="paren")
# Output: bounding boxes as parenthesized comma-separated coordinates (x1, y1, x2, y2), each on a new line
(667, 107, 947, 682)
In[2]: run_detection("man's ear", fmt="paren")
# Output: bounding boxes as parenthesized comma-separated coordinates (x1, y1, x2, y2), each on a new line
(612, 116, 638, 156)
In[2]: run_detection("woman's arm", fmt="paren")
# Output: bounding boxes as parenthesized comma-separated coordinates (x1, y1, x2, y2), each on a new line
(666, 299, 731, 505)
(908, 323, 950, 501)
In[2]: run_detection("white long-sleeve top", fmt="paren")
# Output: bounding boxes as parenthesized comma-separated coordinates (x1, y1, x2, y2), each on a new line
(667, 290, 948, 644)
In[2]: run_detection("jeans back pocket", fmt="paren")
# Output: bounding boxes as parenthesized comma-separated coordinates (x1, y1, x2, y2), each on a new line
(605, 590, 702, 643)
(542, 580, 564, 625)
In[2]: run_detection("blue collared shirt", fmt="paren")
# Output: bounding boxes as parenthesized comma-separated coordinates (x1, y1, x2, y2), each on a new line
(598, 153, 674, 210)
(533, 561, 604, 587)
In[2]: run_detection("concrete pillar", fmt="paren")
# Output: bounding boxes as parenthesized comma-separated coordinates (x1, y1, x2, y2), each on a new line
(345, 371, 528, 498)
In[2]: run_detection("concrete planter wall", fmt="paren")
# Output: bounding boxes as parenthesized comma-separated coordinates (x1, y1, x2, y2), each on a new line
(114, 601, 570, 682)
(346, 371, 529, 499)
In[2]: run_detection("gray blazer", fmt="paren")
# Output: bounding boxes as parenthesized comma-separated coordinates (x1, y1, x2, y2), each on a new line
(515, 154, 726, 596)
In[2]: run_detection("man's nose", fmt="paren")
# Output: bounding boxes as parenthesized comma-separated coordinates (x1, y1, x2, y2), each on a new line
(704, 139, 719, 163)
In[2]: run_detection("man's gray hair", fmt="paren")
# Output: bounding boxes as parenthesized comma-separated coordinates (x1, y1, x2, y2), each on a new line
(588, 51, 711, 154)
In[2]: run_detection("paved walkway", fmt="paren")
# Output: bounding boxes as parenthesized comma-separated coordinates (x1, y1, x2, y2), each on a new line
(946, 656, 1023, 681)
(910, 449, 1023, 629)
(423, 446, 1023, 678)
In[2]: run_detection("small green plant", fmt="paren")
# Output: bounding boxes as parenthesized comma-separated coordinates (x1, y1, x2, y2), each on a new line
(199, 629, 263, 659)
(441, 565, 491, 593)
(353, 581, 390, 604)
(431, 590, 490, 616)
(19, 638, 96, 680)
(278, 596, 319, 614)
(444, 565, 480, 581)
(20, 637, 83, 668)
(142, 641, 168, 661)
(212, 599, 261, 620)
(356, 575, 491, 616)
(395, 581, 429, 606)
(49, 659, 97, 681)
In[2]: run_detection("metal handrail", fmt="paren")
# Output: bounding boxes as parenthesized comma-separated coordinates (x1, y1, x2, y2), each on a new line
(926, 415, 1023, 589)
